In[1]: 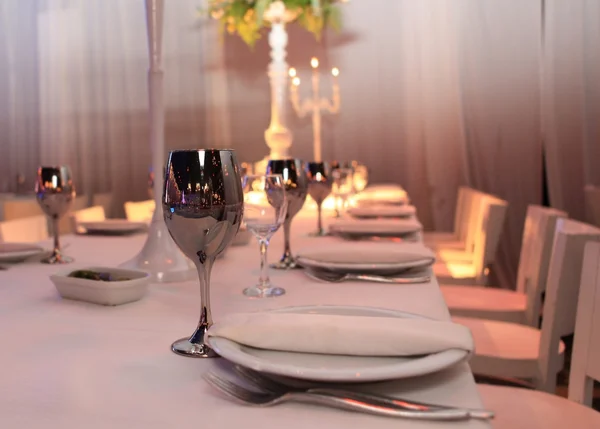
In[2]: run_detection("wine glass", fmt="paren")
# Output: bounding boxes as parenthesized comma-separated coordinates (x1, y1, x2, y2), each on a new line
(306, 162, 332, 236)
(242, 174, 287, 297)
(35, 166, 76, 264)
(267, 159, 308, 269)
(162, 149, 244, 358)
(332, 167, 354, 217)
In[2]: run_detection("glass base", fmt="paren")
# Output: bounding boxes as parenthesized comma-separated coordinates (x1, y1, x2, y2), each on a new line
(243, 285, 286, 298)
(171, 337, 218, 358)
(270, 257, 301, 270)
(41, 251, 73, 264)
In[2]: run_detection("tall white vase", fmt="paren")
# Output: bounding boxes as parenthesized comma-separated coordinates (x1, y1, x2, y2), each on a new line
(120, 0, 194, 282)
(255, 2, 296, 173)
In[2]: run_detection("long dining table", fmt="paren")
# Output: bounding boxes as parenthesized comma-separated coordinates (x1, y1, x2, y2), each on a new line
(0, 208, 491, 428)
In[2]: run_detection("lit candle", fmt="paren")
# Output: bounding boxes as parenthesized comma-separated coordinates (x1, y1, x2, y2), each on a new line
(331, 67, 339, 78)
(289, 67, 297, 78)
(311, 57, 319, 69)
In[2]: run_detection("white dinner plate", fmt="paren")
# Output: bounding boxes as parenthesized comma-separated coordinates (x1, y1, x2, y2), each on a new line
(78, 220, 147, 235)
(0, 242, 45, 263)
(347, 204, 417, 219)
(296, 242, 434, 274)
(329, 218, 422, 238)
(209, 306, 469, 383)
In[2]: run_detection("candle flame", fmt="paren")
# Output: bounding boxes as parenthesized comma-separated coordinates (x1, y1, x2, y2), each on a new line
(332, 67, 339, 77)
(311, 57, 319, 69)
(292, 77, 300, 86)
(288, 67, 296, 77)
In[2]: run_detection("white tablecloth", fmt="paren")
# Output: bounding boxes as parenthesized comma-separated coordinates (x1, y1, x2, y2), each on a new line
(0, 210, 490, 428)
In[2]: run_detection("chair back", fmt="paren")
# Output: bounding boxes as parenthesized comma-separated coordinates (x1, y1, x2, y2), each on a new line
(0, 215, 49, 243)
(70, 206, 106, 233)
(537, 219, 600, 392)
(124, 200, 155, 223)
(470, 192, 508, 284)
(2, 198, 43, 221)
(568, 241, 600, 406)
(514, 206, 567, 326)
(584, 185, 600, 226)
(453, 187, 477, 245)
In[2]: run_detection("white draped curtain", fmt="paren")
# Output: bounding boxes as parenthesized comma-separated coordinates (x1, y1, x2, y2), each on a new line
(1, 0, 593, 286)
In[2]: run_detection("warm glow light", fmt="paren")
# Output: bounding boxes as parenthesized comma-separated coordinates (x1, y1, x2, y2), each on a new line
(332, 67, 339, 77)
(311, 57, 319, 69)
(288, 67, 296, 77)
(292, 77, 300, 86)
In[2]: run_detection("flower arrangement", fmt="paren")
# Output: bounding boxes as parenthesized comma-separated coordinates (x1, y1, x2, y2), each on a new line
(206, 0, 344, 47)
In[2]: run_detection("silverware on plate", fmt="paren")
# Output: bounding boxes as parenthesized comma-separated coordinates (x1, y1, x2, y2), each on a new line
(204, 371, 483, 421)
(233, 366, 494, 420)
(303, 267, 431, 284)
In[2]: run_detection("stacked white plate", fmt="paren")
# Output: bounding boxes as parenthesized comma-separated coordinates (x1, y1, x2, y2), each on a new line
(296, 241, 435, 275)
(0, 242, 45, 263)
(354, 184, 409, 206)
(78, 219, 148, 236)
(347, 204, 416, 219)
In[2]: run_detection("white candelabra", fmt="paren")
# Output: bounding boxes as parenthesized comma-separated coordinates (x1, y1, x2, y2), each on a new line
(288, 57, 340, 162)
(120, 0, 194, 282)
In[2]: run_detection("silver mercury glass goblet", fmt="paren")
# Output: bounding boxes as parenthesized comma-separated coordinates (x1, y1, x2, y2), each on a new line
(306, 162, 333, 236)
(163, 149, 244, 358)
(35, 166, 75, 264)
(267, 159, 308, 269)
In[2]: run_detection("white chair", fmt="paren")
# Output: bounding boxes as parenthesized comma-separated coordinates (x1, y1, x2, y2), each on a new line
(124, 200, 155, 223)
(70, 206, 106, 233)
(0, 215, 49, 243)
(434, 192, 508, 285)
(1, 198, 43, 221)
(441, 206, 567, 324)
(92, 192, 114, 219)
(423, 186, 476, 248)
(477, 241, 600, 428)
(455, 219, 600, 392)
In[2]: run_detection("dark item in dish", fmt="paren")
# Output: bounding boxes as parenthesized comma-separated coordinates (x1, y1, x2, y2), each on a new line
(68, 270, 131, 282)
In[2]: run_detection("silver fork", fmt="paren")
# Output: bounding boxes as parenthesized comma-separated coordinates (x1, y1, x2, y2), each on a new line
(233, 366, 495, 420)
(204, 371, 471, 420)
(303, 267, 431, 284)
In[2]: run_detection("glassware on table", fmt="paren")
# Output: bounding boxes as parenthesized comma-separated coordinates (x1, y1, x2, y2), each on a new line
(332, 167, 354, 217)
(305, 162, 333, 236)
(353, 163, 369, 194)
(35, 166, 76, 264)
(162, 149, 244, 358)
(267, 159, 308, 269)
(242, 174, 288, 297)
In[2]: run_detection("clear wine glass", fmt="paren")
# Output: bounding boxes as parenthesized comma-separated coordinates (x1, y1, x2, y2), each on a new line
(162, 149, 244, 358)
(35, 166, 76, 264)
(242, 174, 287, 297)
(267, 159, 308, 269)
(332, 167, 354, 217)
(306, 162, 332, 236)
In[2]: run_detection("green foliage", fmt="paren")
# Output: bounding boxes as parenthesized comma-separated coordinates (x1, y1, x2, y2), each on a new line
(205, 0, 344, 48)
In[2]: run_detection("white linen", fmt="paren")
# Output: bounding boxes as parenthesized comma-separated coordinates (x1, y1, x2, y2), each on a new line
(348, 204, 417, 218)
(0, 215, 490, 429)
(208, 312, 474, 356)
(330, 217, 423, 235)
(296, 241, 434, 265)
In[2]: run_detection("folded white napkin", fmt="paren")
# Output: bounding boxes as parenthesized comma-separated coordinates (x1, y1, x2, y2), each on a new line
(330, 218, 423, 235)
(354, 184, 409, 205)
(207, 312, 474, 356)
(347, 204, 417, 218)
(296, 241, 434, 265)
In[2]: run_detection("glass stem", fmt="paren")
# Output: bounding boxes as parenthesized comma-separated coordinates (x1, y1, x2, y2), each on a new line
(317, 202, 323, 234)
(52, 217, 60, 254)
(258, 238, 270, 288)
(282, 220, 292, 259)
(196, 257, 214, 331)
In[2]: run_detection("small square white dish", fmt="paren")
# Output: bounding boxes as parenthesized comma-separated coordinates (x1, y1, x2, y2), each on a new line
(50, 266, 150, 306)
